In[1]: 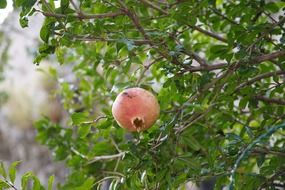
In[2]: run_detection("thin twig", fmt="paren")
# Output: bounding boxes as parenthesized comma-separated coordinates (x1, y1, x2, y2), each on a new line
(167, 32, 209, 67)
(181, 49, 208, 67)
(175, 104, 214, 134)
(87, 152, 128, 164)
(71, 147, 88, 159)
(189, 25, 228, 43)
(210, 7, 240, 25)
(110, 136, 121, 153)
(60, 33, 151, 45)
(263, 11, 285, 31)
(102, 171, 125, 178)
(139, 0, 168, 15)
(136, 57, 163, 86)
(4, 179, 18, 190)
(93, 176, 122, 186)
(82, 116, 108, 124)
(40, 0, 67, 30)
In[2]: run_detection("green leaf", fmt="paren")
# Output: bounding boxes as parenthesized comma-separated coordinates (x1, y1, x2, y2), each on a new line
(181, 135, 203, 151)
(257, 154, 265, 168)
(40, 23, 50, 43)
(97, 119, 112, 129)
(0, 0, 7, 9)
(0, 162, 7, 178)
(210, 45, 229, 55)
(21, 172, 43, 190)
(47, 175, 54, 190)
(71, 112, 88, 125)
(239, 98, 248, 109)
(39, 44, 55, 54)
(74, 178, 95, 190)
(56, 47, 65, 65)
(48, 66, 58, 78)
(32, 176, 41, 190)
(21, 172, 33, 190)
(48, 0, 55, 10)
(15, 0, 24, 7)
(78, 125, 91, 138)
(55, 146, 69, 160)
(60, 0, 69, 13)
(0, 179, 10, 189)
(264, 2, 279, 13)
(9, 161, 21, 183)
(40, 18, 55, 43)
(19, 17, 29, 28)
(33, 53, 48, 65)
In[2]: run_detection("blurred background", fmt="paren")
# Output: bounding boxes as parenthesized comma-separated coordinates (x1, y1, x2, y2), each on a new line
(0, 1, 67, 186)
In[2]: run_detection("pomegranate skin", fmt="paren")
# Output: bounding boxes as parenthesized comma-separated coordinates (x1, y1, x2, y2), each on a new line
(112, 87, 160, 132)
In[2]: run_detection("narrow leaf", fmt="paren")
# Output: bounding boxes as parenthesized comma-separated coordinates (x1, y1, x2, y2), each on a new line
(21, 172, 33, 190)
(0, 179, 10, 188)
(0, 162, 7, 178)
(9, 161, 21, 183)
(78, 125, 91, 138)
(71, 112, 88, 125)
(47, 175, 54, 190)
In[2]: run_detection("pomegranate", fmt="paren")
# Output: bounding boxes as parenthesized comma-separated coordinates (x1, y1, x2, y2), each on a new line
(112, 87, 160, 132)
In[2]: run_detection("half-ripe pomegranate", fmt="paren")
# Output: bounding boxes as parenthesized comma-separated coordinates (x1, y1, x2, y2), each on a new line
(112, 87, 160, 132)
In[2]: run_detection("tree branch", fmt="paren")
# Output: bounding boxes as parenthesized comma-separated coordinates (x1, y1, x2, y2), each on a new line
(39, 10, 123, 19)
(252, 50, 285, 63)
(236, 70, 285, 91)
(183, 50, 285, 73)
(254, 95, 285, 106)
(253, 147, 285, 157)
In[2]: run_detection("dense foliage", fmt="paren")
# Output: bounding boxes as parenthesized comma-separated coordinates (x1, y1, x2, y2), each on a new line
(1, 0, 285, 189)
